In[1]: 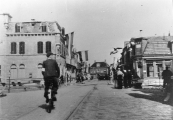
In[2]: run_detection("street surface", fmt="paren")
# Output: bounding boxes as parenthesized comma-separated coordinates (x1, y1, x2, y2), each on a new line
(0, 79, 173, 120)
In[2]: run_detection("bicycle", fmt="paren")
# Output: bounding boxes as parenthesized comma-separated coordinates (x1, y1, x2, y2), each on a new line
(47, 81, 55, 113)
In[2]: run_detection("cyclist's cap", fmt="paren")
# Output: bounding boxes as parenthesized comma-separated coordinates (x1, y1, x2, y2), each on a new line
(46, 52, 53, 57)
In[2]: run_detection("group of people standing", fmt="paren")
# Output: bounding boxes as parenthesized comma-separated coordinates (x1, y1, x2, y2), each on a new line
(109, 67, 133, 89)
(76, 72, 84, 83)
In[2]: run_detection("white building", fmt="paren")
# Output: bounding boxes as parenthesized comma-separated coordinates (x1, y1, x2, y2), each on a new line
(0, 13, 69, 84)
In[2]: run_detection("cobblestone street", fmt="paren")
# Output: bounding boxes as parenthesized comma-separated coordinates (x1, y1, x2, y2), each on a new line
(71, 81, 173, 120)
(1, 79, 173, 120)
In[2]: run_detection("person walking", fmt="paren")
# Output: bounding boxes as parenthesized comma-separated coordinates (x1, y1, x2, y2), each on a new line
(162, 66, 172, 88)
(127, 70, 132, 88)
(123, 70, 128, 88)
(116, 68, 124, 89)
(109, 68, 114, 85)
(42, 52, 60, 103)
(162, 66, 173, 102)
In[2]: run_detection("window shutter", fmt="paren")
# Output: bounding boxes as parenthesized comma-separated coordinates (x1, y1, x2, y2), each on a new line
(19, 42, 25, 54)
(11, 42, 16, 54)
(46, 41, 51, 53)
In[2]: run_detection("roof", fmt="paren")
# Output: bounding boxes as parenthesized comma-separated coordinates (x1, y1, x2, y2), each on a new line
(6, 21, 61, 33)
(143, 36, 173, 55)
(91, 62, 109, 68)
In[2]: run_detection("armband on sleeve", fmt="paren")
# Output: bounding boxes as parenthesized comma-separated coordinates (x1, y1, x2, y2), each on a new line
(42, 68, 45, 72)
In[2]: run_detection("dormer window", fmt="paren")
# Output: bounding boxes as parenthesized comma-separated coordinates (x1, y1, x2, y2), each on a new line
(15, 23, 20, 32)
(42, 26, 47, 32)
(41, 22, 47, 32)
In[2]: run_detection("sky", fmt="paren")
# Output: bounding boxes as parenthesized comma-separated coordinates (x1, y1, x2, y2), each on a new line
(1, 0, 173, 65)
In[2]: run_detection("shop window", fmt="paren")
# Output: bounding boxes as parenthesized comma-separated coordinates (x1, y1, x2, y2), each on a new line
(37, 42, 43, 53)
(19, 42, 25, 54)
(147, 64, 154, 77)
(11, 42, 17, 54)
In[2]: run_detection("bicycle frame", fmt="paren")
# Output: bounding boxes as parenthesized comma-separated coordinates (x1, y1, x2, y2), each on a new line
(47, 82, 54, 113)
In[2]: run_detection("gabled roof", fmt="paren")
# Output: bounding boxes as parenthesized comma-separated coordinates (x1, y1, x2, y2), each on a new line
(91, 62, 109, 68)
(143, 36, 173, 55)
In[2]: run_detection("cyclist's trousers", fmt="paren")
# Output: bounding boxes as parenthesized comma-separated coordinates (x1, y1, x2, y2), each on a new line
(44, 77, 58, 98)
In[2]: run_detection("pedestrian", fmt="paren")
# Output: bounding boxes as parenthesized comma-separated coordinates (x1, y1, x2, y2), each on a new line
(81, 72, 84, 83)
(127, 70, 132, 88)
(162, 66, 173, 88)
(0, 83, 6, 96)
(123, 70, 128, 88)
(109, 68, 114, 85)
(162, 66, 173, 102)
(42, 52, 60, 103)
(116, 68, 124, 89)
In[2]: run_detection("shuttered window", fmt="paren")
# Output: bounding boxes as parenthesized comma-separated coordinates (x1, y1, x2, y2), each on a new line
(37, 42, 43, 53)
(11, 42, 17, 54)
(46, 41, 51, 53)
(19, 42, 25, 54)
(15, 23, 20, 32)
(42, 26, 47, 32)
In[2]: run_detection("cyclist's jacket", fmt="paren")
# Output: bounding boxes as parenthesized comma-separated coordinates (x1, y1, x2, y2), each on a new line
(42, 59, 60, 78)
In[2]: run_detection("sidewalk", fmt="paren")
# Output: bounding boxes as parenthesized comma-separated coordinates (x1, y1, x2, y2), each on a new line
(0, 79, 78, 94)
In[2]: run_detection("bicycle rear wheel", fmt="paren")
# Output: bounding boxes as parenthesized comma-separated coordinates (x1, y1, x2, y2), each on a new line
(47, 99, 53, 113)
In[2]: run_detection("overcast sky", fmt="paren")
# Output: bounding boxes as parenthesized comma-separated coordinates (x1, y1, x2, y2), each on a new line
(1, 0, 173, 65)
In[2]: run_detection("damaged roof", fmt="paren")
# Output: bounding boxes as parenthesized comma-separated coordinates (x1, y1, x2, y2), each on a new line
(143, 36, 173, 55)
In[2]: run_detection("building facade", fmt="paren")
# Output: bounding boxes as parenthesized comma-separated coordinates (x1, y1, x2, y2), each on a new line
(0, 13, 70, 84)
(121, 36, 173, 80)
(90, 61, 110, 79)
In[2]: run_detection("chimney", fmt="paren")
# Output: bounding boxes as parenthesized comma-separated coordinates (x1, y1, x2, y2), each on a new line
(31, 19, 35, 22)
(2, 13, 12, 23)
(62, 27, 65, 36)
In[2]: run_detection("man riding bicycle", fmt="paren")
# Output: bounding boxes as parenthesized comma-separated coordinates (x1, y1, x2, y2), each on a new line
(42, 52, 60, 103)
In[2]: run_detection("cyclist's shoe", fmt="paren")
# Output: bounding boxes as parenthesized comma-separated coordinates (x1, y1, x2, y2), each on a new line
(53, 96, 57, 101)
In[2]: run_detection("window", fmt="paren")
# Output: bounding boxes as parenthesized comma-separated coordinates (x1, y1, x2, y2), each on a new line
(15, 23, 20, 32)
(19, 42, 25, 54)
(61, 42, 63, 55)
(19, 64, 25, 69)
(0, 65, 1, 82)
(46, 41, 51, 53)
(19, 64, 25, 78)
(38, 63, 42, 69)
(37, 42, 43, 53)
(59, 42, 62, 54)
(61, 43, 64, 56)
(0, 65, 1, 76)
(64, 45, 66, 56)
(42, 26, 47, 32)
(11, 42, 17, 54)
(10, 64, 17, 79)
(37, 63, 43, 78)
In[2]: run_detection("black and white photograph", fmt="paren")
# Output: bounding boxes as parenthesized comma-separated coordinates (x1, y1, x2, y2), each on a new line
(0, 0, 173, 119)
